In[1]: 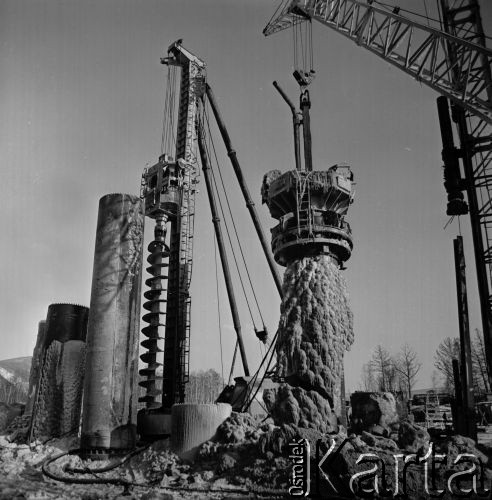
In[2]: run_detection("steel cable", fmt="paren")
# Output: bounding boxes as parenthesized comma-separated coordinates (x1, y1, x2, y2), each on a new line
(202, 112, 258, 328)
(203, 107, 267, 327)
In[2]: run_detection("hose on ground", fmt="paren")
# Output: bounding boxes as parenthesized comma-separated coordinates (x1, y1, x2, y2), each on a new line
(42, 446, 289, 497)
(42, 449, 146, 488)
(63, 444, 151, 474)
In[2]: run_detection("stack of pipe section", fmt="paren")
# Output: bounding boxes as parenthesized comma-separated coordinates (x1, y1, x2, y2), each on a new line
(80, 193, 144, 457)
(29, 304, 89, 441)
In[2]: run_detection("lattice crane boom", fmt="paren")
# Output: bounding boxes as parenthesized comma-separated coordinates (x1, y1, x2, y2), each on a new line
(264, 0, 492, 124)
(264, 0, 492, 388)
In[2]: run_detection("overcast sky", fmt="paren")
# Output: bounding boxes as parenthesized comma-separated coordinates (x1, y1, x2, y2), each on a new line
(2, 0, 491, 393)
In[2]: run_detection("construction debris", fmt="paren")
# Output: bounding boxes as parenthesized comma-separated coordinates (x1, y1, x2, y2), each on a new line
(0, 402, 23, 433)
(0, 412, 291, 499)
(350, 391, 400, 435)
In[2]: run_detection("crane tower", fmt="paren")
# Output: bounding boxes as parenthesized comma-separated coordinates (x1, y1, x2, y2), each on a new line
(264, 0, 492, 388)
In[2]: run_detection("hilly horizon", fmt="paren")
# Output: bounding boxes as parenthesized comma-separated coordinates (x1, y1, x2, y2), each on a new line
(0, 356, 31, 404)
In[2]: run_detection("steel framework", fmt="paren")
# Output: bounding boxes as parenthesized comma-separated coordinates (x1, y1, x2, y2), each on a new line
(264, 0, 492, 122)
(264, 0, 492, 387)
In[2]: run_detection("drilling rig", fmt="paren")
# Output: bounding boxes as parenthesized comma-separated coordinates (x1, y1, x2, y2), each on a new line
(137, 41, 282, 439)
(137, 42, 205, 439)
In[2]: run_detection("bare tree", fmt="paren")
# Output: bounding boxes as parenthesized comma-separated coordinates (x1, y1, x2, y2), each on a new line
(0, 377, 28, 405)
(434, 337, 460, 392)
(385, 360, 401, 393)
(471, 329, 490, 394)
(431, 370, 441, 390)
(185, 369, 224, 404)
(394, 343, 422, 399)
(370, 345, 393, 392)
(360, 362, 378, 391)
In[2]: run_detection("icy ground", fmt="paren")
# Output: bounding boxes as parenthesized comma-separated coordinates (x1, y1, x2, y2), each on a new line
(0, 414, 289, 499)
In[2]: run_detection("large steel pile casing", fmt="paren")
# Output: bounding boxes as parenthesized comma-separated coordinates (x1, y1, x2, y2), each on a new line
(264, 255, 353, 432)
(80, 193, 144, 454)
(30, 304, 89, 440)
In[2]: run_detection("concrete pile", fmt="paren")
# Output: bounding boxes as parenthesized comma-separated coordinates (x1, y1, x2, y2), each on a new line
(264, 254, 353, 433)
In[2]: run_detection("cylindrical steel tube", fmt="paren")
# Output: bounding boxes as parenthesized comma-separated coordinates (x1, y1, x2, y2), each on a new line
(29, 304, 89, 441)
(273, 81, 302, 173)
(81, 194, 144, 454)
(300, 90, 313, 172)
(44, 303, 89, 346)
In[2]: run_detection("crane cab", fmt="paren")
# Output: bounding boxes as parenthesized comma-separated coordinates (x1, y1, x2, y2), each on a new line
(141, 154, 185, 219)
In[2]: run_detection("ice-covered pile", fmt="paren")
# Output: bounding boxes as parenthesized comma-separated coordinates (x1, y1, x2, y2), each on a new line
(264, 255, 353, 432)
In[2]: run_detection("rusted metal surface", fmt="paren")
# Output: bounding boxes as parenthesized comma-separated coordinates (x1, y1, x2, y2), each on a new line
(29, 304, 89, 442)
(80, 194, 144, 454)
(44, 303, 89, 346)
(31, 340, 86, 440)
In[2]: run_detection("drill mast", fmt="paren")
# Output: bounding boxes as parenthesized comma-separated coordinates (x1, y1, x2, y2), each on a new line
(138, 41, 279, 437)
(161, 42, 205, 407)
(139, 41, 205, 427)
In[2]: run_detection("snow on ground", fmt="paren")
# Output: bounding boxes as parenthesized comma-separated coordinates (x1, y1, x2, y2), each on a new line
(0, 414, 288, 499)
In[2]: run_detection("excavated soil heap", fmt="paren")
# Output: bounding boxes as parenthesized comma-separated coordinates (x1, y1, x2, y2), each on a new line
(264, 254, 353, 433)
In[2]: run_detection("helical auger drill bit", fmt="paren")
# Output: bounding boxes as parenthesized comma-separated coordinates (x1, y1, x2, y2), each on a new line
(138, 213, 169, 409)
